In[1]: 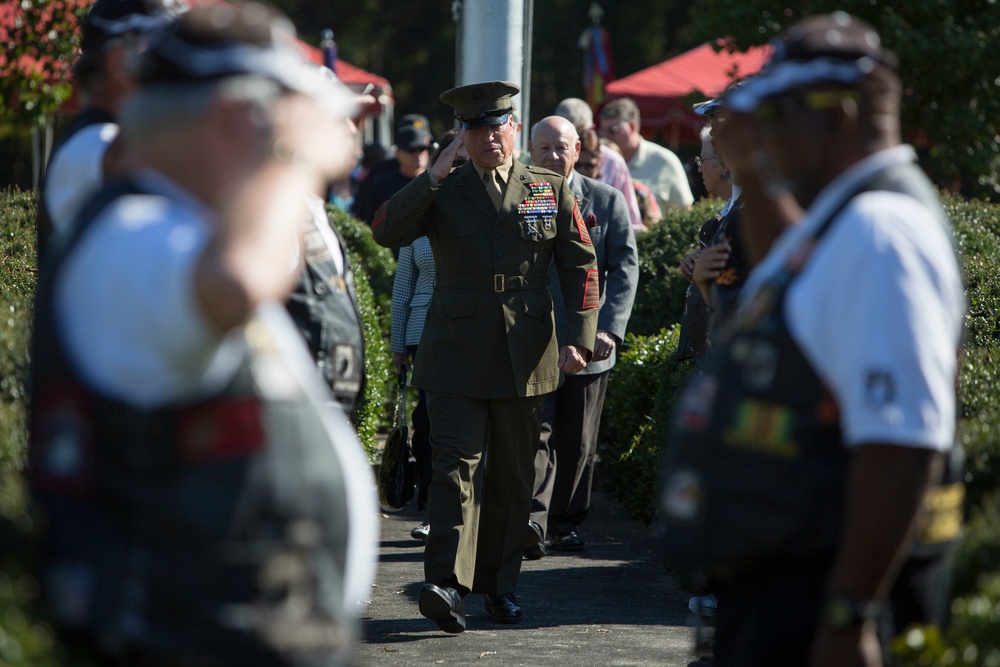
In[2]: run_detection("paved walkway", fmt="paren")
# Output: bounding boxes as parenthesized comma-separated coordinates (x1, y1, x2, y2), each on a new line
(355, 489, 714, 666)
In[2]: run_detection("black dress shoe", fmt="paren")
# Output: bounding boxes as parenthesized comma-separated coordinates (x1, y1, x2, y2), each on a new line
(418, 584, 466, 633)
(550, 530, 585, 552)
(523, 520, 546, 560)
(484, 592, 522, 624)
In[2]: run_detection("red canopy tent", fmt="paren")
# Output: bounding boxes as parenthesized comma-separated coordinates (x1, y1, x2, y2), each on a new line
(604, 40, 771, 147)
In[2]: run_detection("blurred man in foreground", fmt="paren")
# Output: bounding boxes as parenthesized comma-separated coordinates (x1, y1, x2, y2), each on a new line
(29, 3, 376, 664)
(660, 12, 965, 667)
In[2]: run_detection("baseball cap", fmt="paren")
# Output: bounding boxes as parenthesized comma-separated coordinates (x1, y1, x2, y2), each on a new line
(439, 80, 519, 129)
(395, 116, 433, 151)
(136, 0, 359, 117)
(726, 12, 897, 113)
(81, 0, 186, 53)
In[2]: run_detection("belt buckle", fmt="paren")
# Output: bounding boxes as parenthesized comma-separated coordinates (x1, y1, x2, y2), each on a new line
(494, 274, 505, 292)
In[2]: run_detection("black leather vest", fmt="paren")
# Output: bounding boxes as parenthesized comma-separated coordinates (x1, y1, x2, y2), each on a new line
(285, 212, 365, 415)
(30, 181, 358, 665)
(660, 163, 963, 578)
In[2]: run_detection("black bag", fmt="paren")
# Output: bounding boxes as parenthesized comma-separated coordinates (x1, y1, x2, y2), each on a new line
(377, 370, 416, 512)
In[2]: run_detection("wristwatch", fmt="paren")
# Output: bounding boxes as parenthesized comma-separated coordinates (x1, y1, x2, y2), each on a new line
(822, 595, 881, 629)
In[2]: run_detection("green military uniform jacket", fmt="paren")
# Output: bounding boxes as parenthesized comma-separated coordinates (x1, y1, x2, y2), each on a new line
(373, 160, 599, 398)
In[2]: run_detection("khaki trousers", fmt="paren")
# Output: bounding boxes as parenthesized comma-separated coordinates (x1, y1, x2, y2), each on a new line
(424, 391, 545, 595)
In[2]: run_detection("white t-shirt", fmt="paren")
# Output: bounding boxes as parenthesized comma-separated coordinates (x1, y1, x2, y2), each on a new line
(739, 145, 964, 451)
(56, 170, 237, 407)
(44, 122, 119, 237)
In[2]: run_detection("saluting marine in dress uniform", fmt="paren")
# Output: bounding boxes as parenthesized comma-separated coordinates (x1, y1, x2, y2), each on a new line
(372, 81, 599, 631)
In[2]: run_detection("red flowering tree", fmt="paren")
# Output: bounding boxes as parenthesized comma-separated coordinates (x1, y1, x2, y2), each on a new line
(0, 0, 88, 128)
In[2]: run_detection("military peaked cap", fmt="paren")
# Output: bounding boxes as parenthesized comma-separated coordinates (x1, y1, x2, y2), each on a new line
(440, 80, 519, 129)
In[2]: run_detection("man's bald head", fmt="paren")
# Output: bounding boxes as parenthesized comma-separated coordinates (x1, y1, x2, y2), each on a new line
(530, 115, 578, 143)
(529, 116, 580, 178)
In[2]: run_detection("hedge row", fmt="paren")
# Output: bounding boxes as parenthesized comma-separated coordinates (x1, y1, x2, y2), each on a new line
(603, 193, 1000, 664)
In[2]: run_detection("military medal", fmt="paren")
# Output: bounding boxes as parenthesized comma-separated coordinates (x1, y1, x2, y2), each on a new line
(525, 217, 540, 239)
(518, 183, 558, 221)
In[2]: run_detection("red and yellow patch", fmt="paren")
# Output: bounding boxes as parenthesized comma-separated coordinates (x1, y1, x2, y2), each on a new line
(582, 268, 600, 310)
(573, 203, 592, 244)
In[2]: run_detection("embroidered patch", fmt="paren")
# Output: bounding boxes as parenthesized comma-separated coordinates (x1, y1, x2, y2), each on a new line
(676, 374, 719, 432)
(176, 397, 265, 463)
(864, 369, 896, 406)
(660, 468, 704, 523)
(303, 229, 333, 265)
(729, 337, 779, 390)
(723, 399, 798, 458)
(582, 268, 600, 310)
(572, 203, 592, 244)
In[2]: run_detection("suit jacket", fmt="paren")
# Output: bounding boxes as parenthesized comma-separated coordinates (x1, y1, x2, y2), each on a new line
(390, 236, 435, 352)
(372, 160, 599, 398)
(550, 173, 639, 375)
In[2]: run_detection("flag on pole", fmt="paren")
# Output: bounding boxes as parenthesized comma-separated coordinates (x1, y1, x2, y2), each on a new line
(321, 28, 338, 74)
(579, 3, 614, 109)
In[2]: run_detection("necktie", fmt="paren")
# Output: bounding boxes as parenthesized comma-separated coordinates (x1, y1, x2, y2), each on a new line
(484, 169, 503, 212)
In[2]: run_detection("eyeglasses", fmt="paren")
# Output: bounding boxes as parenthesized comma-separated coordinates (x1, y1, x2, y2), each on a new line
(754, 90, 862, 124)
(599, 123, 624, 136)
(695, 156, 719, 168)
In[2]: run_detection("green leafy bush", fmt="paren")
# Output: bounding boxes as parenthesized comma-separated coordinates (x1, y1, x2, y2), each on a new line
(328, 205, 396, 311)
(892, 572, 1000, 666)
(326, 204, 396, 459)
(0, 188, 36, 471)
(343, 251, 393, 459)
(601, 326, 694, 524)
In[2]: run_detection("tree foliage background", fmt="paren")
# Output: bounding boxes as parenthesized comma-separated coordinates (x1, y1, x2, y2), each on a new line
(269, 0, 699, 141)
(683, 0, 1000, 199)
(0, 0, 85, 128)
(3, 0, 998, 199)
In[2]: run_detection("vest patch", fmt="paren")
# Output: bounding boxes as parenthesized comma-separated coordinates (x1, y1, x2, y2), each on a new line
(723, 399, 798, 458)
(677, 374, 718, 431)
(176, 396, 265, 463)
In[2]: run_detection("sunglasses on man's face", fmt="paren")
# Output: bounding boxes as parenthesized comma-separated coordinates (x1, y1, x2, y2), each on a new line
(753, 90, 861, 124)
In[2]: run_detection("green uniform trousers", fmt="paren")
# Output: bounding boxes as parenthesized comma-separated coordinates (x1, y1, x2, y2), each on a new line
(424, 391, 545, 595)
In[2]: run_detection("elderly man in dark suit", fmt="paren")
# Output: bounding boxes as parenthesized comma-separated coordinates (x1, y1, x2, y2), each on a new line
(372, 81, 599, 632)
(525, 116, 639, 557)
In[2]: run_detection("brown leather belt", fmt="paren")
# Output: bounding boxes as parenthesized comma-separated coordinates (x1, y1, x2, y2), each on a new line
(435, 273, 548, 293)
